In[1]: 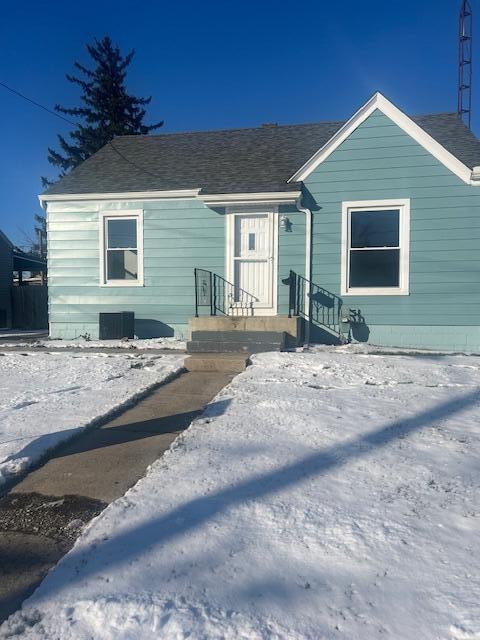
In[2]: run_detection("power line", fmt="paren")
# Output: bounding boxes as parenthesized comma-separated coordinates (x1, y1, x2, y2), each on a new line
(103, 140, 164, 179)
(0, 79, 163, 179)
(0, 81, 76, 126)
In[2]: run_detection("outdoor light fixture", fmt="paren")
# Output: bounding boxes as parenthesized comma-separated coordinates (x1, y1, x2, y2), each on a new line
(280, 215, 292, 231)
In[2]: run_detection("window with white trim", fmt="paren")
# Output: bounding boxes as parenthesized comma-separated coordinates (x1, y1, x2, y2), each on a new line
(341, 199, 410, 295)
(100, 211, 144, 286)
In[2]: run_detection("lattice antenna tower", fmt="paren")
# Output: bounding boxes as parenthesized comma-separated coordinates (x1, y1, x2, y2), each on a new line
(458, 0, 473, 128)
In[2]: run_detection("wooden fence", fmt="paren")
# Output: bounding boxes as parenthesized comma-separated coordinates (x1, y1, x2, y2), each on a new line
(11, 286, 48, 330)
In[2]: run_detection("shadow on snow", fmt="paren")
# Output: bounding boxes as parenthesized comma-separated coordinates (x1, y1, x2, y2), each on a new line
(31, 388, 480, 602)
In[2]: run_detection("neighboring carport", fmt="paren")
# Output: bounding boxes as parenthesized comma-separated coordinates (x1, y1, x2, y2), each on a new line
(13, 250, 47, 285)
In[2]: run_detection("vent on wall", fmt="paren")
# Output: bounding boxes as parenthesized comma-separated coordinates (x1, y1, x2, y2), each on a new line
(99, 312, 135, 340)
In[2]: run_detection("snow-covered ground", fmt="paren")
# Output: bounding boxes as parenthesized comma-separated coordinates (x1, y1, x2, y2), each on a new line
(0, 351, 185, 487)
(2, 347, 480, 639)
(0, 337, 186, 350)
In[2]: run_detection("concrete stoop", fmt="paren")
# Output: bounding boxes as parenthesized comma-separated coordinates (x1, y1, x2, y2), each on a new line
(187, 330, 286, 354)
(189, 315, 302, 350)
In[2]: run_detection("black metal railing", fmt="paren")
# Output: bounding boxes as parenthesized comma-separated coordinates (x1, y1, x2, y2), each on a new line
(194, 268, 257, 317)
(287, 270, 344, 339)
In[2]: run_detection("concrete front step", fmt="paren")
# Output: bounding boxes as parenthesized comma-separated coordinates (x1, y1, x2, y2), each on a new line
(191, 330, 286, 344)
(188, 331, 286, 355)
(189, 315, 302, 348)
(185, 353, 249, 373)
(187, 340, 283, 354)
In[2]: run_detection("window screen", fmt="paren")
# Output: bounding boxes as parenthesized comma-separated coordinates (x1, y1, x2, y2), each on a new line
(105, 218, 138, 281)
(348, 209, 400, 289)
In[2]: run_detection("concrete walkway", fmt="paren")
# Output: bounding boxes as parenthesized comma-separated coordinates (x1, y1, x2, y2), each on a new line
(0, 368, 233, 623)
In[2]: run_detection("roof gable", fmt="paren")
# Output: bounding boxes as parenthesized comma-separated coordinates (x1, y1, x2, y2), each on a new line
(41, 94, 480, 199)
(288, 92, 476, 185)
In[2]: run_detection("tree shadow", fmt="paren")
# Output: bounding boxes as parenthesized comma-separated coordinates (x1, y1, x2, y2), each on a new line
(2, 399, 232, 487)
(33, 387, 480, 601)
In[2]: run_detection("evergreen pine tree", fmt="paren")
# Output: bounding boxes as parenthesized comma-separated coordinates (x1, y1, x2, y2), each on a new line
(42, 36, 163, 187)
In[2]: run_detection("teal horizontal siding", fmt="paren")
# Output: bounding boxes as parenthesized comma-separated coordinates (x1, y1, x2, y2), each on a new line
(48, 200, 300, 338)
(52, 295, 198, 306)
(48, 200, 227, 338)
(144, 220, 224, 232)
(277, 208, 306, 314)
(305, 184, 472, 199)
(311, 165, 455, 182)
(307, 174, 461, 189)
(51, 311, 194, 325)
(321, 155, 434, 171)
(410, 218, 480, 231)
(143, 239, 224, 250)
(310, 217, 480, 235)
(48, 108, 480, 347)
(306, 108, 480, 338)
(323, 145, 437, 161)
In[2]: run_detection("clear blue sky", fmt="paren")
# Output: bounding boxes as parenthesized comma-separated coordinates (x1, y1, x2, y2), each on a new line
(0, 0, 474, 246)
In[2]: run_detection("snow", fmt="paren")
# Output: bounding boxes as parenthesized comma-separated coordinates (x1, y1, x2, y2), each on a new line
(2, 347, 480, 639)
(0, 351, 185, 487)
(0, 337, 186, 350)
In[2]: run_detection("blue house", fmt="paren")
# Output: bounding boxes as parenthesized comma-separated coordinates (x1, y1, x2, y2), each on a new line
(40, 93, 480, 351)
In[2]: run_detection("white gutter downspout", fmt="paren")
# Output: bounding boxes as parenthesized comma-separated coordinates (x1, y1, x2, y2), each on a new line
(296, 197, 313, 347)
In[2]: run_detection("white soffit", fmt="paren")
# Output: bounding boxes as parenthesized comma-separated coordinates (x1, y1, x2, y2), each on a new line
(200, 191, 301, 206)
(38, 189, 201, 206)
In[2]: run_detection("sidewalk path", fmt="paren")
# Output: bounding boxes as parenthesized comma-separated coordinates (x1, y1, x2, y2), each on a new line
(0, 369, 232, 623)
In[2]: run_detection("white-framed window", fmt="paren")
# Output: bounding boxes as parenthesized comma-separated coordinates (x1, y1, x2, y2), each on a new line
(99, 210, 144, 287)
(341, 199, 410, 296)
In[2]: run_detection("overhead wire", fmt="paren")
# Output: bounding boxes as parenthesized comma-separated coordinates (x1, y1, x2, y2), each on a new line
(0, 79, 163, 179)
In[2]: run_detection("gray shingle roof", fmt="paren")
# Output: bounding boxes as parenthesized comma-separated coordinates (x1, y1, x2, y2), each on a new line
(43, 113, 480, 196)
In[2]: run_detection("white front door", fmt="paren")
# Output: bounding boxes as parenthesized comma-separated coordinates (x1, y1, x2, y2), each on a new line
(228, 211, 277, 315)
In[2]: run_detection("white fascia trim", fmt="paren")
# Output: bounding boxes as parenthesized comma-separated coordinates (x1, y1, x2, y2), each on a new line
(39, 189, 201, 206)
(288, 92, 476, 185)
(201, 191, 301, 207)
